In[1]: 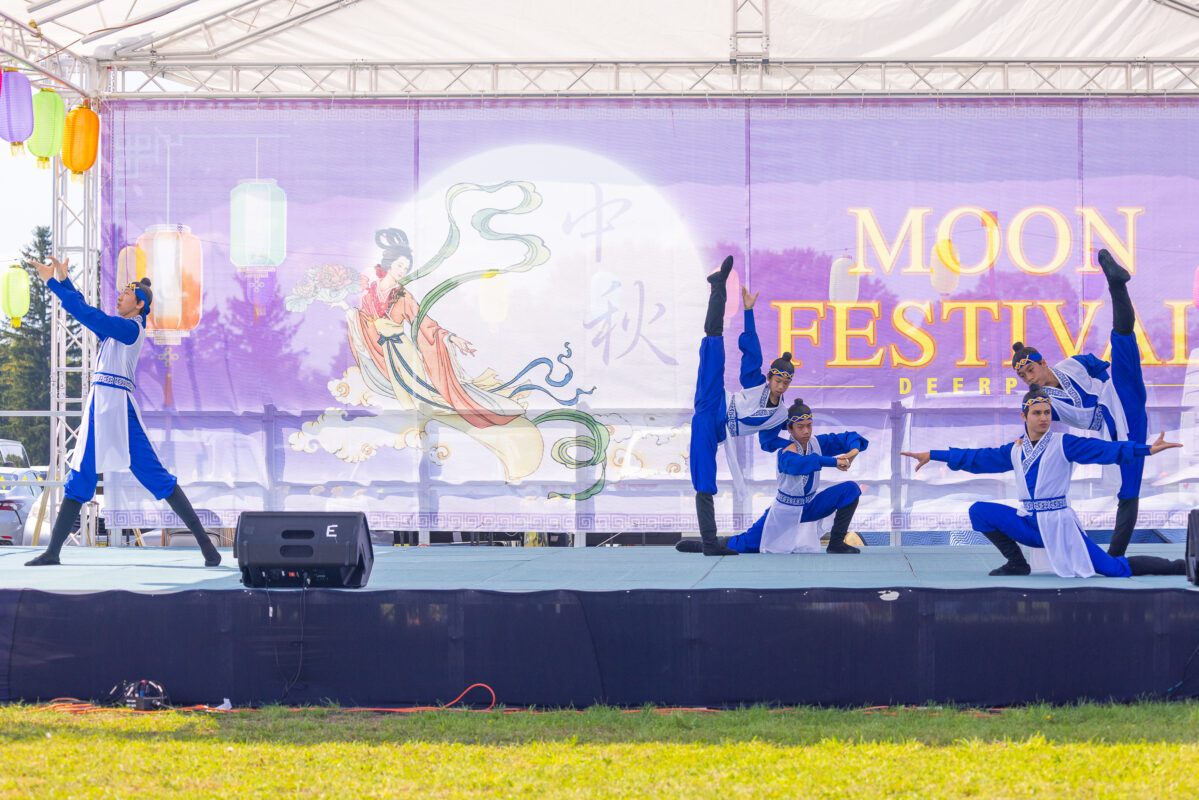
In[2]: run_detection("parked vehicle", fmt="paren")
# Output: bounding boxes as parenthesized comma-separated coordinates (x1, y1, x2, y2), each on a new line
(0, 468, 44, 546)
(0, 439, 31, 470)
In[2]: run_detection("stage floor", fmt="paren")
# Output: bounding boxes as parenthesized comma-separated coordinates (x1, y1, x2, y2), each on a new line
(0, 543, 1193, 593)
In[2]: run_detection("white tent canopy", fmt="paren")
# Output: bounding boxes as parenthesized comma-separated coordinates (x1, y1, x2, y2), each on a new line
(5, 0, 1199, 64)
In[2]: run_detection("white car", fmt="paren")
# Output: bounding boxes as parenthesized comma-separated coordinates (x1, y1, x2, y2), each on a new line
(0, 469, 45, 546)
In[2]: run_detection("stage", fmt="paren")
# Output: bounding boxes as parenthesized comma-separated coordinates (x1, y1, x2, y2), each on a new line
(2, 544, 1198, 708)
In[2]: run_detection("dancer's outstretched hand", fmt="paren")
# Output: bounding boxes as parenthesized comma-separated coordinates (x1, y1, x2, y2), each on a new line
(30, 256, 68, 283)
(742, 286, 758, 310)
(901, 451, 931, 472)
(1149, 431, 1182, 455)
(836, 448, 859, 471)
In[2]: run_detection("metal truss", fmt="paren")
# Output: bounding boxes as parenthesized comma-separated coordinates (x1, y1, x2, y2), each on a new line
(99, 57, 1199, 98)
(731, 0, 769, 60)
(110, 0, 358, 58)
(0, 12, 93, 97)
(48, 160, 101, 541)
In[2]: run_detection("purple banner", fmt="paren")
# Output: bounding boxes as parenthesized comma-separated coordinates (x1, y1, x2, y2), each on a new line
(99, 99, 1199, 532)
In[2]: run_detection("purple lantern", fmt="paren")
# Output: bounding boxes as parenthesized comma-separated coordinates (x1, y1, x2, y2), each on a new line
(0, 69, 34, 155)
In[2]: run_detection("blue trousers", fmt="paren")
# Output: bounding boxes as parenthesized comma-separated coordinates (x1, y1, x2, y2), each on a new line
(690, 336, 728, 494)
(64, 396, 178, 503)
(968, 501, 1131, 577)
(1109, 331, 1147, 500)
(726, 481, 862, 553)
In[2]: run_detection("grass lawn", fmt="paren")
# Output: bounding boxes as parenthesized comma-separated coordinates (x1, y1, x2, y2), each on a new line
(3, 702, 1199, 798)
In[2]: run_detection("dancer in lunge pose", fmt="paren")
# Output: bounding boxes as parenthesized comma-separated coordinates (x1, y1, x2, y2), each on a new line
(679, 398, 867, 554)
(901, 385, 1184, 579)
(25, 256, 222, 567)
(1010, 249, 1148, 556)
(688, 257, 793, 555)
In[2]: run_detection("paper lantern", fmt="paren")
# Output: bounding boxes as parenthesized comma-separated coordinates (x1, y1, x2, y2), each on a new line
(136, 224, 203, 345)
(0, 69, 34, 155)
(230, 179, 287, 275)
(1, 264, 30, 328)
(931, 238, 961, 295)
(478, 271, 509, 326)
(28, 89, 64, 168)
(62, 104, 99, 178)
(116, 244, 147, 288)
(828, 256, 859, 302)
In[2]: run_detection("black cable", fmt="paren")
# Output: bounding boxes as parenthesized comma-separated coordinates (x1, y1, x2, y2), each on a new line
(1166, 641, 1199, 701)
(270, 579, 308, 702)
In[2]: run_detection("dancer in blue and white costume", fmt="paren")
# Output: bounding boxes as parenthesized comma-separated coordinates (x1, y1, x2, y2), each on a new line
(901, 385, 1184, 578)
(25, 256, 221, 567)
(689, 257, 794, 555)
(721, 398, 867, 554)
(1011, 249, 1146, 557)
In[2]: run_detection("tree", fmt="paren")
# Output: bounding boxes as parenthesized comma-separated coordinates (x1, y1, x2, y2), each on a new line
(0, 226, 53, 463)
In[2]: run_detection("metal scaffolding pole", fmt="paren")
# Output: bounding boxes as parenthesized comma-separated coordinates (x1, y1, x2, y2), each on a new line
(48, 156, 101, 543)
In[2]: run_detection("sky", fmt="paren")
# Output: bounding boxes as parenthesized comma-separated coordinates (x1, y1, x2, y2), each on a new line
(0, 152, 51, 264)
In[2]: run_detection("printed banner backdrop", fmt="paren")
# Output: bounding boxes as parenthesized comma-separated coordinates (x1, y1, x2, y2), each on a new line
(100, 98, 1199, 533)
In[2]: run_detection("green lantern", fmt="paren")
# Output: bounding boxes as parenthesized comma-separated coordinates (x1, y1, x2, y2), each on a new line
(28, 88, 65, 169)
(1, 264, 30, 328)
(230, 178, 287, 276)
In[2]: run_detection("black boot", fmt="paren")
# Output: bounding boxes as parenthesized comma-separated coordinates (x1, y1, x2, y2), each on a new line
(165, 485, 222, 567)
(25, 497, 83, 566)
(826, 497, 860, 554)
(1108, 496, 1138, 557)
(981, 529, 1031, 576)
(695, 492, 736, 556)
(676, 536, 733, 554)
(703, 256, 734, 337)
(1097, 249, 1134, 337)
(1127, 555, 1186, 576)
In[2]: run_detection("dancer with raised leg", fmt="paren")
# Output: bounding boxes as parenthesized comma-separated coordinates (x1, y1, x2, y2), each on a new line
(902, 385, 1184, 578)
(25, 256, 221, 568)
(679, 398, 866, 554)
(1010, 248, 1148, 556)
(688, 257, 793, 555)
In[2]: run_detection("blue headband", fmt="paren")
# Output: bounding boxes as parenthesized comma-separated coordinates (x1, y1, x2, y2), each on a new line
(128, 283, 151, 316)
(1022, 396, 1050, 413)
(1013, 352, 1042, 371)
(787, 413, 813, 424)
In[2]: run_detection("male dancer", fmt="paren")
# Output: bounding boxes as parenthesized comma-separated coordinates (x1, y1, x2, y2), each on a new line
(1010, 248, 1147, 556)
(902, 385, 1184, 578)
(689, 257, 794, 555)
(25, 256, 221, 567)
(679, 398, 867, 554)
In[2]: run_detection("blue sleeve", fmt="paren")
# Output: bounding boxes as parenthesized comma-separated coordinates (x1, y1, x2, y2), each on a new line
(738, 309, 767, 389)
(758, 423, 790, 453)
(1070, 353, 1111, 382)
(1061, 433, 1149, 465)
(929, 442, 1015, 474)
(816, 431, 869, 457)
(778, 448, 838, 476)
(47, 278, 141, 345)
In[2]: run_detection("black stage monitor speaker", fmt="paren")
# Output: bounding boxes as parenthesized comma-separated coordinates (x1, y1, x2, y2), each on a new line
(1188, 510, 1199, 586)
(235, 511, 374, 589)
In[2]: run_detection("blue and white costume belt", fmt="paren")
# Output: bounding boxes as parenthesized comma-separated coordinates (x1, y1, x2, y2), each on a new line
(92, 372, 135, 392)
(1021, 496, 1067, 514)
(776, 490, 817, 507)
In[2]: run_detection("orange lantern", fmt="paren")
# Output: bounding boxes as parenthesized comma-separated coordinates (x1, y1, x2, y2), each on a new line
(61, 104, 99, 180)
(136, 224, 203, 346)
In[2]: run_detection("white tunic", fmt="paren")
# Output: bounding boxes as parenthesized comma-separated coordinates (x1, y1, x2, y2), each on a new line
(1009, 431, 1096, 578)
(72, 316, 149, 472)
(1046, 359, 1129, 443)
(725, 383, 788, 439)
(760, 436, 827, 554)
